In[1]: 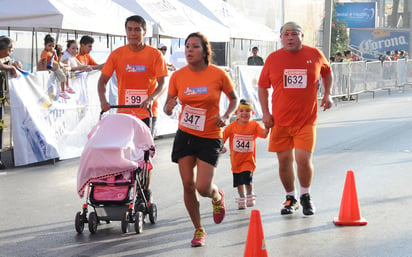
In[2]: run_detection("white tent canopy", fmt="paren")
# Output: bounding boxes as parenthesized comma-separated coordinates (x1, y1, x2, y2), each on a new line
(178, 0, 276, 41)
(0, 0, 152, 37)
(114, 0, 230, 42)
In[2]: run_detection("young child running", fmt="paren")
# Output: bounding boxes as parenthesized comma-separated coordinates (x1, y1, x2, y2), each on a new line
(222, 99, 269, 209)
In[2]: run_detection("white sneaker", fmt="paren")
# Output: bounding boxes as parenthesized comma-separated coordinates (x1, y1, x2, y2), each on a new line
(236, 197, 246, 210)
(246, 194, 256, 207)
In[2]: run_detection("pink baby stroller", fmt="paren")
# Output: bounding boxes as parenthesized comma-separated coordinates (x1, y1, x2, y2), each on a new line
(75, 107, 156, 234)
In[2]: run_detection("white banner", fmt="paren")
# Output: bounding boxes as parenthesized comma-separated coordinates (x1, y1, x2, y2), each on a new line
(8, 66, 268, 166)
(8, 70, 181, 166)
(10, 70, 103, 166)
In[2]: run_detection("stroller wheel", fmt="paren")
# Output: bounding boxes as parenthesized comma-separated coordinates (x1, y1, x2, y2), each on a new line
(75, 211, 84, 233)
(88, 212, 98, 234)
(134, 211, 144, 234)
(148, 203, 157, 224)
(137, 202, 146, 213)
(121, 211, 130, 233)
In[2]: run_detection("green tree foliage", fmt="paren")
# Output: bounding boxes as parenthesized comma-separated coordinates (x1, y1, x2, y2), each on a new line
(331, 1, 349, 56)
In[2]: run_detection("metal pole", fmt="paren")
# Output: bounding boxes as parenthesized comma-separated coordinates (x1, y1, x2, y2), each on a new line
(323, 0, 333, 60)
(409, 0, 412, 57)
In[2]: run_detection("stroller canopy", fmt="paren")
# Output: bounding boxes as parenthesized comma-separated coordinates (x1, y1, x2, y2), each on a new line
(77, 113, 155, 198)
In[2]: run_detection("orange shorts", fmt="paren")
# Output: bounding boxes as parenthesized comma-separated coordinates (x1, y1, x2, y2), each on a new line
(268, 125, 316, 153)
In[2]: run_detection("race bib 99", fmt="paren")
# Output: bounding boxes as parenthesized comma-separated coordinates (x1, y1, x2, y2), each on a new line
(125, 89, 148, 105)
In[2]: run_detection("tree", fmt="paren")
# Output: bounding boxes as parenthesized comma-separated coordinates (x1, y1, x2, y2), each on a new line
(331, 1, 349, 56)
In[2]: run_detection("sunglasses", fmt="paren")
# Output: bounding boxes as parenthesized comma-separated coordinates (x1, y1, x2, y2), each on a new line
(160, 48, 167, 51)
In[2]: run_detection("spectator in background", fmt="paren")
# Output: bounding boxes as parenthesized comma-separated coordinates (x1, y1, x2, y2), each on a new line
(392, 50, 400, 61)
(398, 50, 405, 59)
(61, 40, 92, 73)
(60, 40, 92, 99)
(77, 35, 104, 70)
(0, 35, 22, 169)
(335, 52, 343, 62)
(329, 56, 335, 63)
(38, 34, 68, 99)
(158, 43, 176, 71)
(0, 35, 21, 78)
(247, 46, 264, 66)
(385, 50, 393, 61)
(343, 50, 352, 62)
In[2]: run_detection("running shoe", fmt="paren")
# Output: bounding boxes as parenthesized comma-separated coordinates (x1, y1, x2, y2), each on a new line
(246, 194, 256, 207)
(300, 193, 316, 216)
(281, 195, 299, 215)
(59, 91, 70, 99)
(191, 227, 206, 247)
(212, 190, 225, 224)
(65, 87, 76, 94)
(236, 197, 246, 210)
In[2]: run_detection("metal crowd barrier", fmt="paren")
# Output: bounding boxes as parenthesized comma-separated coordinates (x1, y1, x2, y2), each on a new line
(329, 59, 412, 101)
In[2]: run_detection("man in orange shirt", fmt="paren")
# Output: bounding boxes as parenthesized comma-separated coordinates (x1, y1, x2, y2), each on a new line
(77, 35, 104, 70)
(98, 15, 168, 199)
(258, 21, 333, 216)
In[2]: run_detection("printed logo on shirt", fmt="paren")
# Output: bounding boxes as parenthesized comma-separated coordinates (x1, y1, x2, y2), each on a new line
(184, 86, 208, 95)
(126, 64, 146, 72)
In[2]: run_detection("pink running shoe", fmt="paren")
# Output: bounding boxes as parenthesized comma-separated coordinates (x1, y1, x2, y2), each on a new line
(65, 87, 75, 94)
(59, 91, 70, 99)
(212, 190, 225, 224)
(191, 227, 206, 247)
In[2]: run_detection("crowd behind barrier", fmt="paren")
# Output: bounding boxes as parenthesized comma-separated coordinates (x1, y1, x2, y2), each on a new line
(4, 58, 412, 166)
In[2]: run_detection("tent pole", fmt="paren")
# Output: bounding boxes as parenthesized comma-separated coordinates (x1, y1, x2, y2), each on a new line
(31, 28, 34, 73)
(35, 31, 38, 73)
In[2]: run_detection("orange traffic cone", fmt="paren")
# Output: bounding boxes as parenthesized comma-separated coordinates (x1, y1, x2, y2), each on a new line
(333, 170, 367, 226)
(244, 210, 268, 257)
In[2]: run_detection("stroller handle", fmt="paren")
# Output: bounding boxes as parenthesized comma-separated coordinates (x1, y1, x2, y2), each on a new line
(100, 105, 153, 118)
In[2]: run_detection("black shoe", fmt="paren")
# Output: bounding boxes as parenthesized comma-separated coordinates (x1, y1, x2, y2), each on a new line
(300, 193, 316, 216)
(281, 195, 299, 215)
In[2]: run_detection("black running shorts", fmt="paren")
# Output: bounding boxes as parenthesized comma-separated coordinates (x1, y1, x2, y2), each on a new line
(171, 129, 223, 167)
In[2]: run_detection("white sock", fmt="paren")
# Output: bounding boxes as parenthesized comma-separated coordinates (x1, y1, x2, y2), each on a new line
(286, 191, 297, 198)
(300, 187, 310, 196)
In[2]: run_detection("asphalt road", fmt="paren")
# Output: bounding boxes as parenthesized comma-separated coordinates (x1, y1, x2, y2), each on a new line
(1, 88, 412, 257)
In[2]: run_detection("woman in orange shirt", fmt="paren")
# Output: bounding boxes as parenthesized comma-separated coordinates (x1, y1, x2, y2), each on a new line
(164, 32, 238, 247)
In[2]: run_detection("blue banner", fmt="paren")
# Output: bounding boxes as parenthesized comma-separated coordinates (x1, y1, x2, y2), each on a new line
(350, 29, 410, 60)
(335, 2, 376, 28)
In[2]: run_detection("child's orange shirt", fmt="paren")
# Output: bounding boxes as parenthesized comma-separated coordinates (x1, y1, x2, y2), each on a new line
(168, 65, 235, 139)
(102, 44, 168, 119)
(40, 50, 57, 67)
(223, 119, 267, 173)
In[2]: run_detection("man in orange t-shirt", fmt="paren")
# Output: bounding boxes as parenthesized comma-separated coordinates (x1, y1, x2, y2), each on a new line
(98, 15, 167, 132)
(98, 15, 168, 197)
(258, 21, 333, 216)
